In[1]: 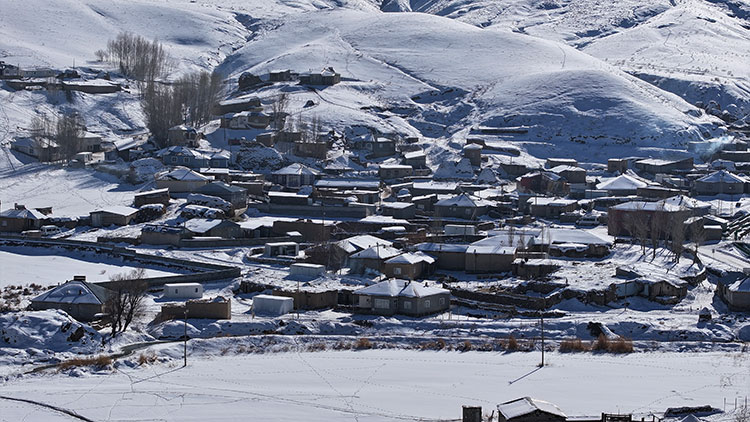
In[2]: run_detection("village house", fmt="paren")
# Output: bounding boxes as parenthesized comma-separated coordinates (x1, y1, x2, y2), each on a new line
(463, 143, 483, 166)
(0, 206, 46, 232)
(517, 171, 569, 196)
(465, 242, 517, 273)
(140, 224, 189, 246)
(214, 96, 262, 114)
(197, 181, 248, 211)
(403, 150, 427, 168)
(269, 69, 293, 82)
(167, 125, 200, 148)
(349, 245, 403, 274)
(416, 243, 470, 270)
(271, 163, 320, 188)
(531, 228, 612, 258)
(546, 158, 578, 168)
(694, 170, 747, 195)
(353, 279, 450, 316)
(0, 61, 21, 78)
(264, 241, 300, 258)
(381, 202, 416, 219)
(133, 188, 171, 207)
(90, 206, 138, 227)
(30, 278, 113, 322)
(221, 111, 271, 130)
(383, 252, 436, 280)
(528, 197, 578, 218)
(549, 165, 586, 184)
(185, 218, 242, 238)
(299, 67, 341, 86)
(11, 137, 63, 161)
(361, 137, 396, 158)
(269, 191, 311, 206)
(155, 167, 212, 193)
(159, 146, 210, 168)
(107, 136, 149, 161)
(497, 397, 567, 422)
(596, 173, 650, 196)
(607, 200, 686, 237)
(716, 272, 750, 311)
(378, 164, 414, 180)
(435, 193, 490, 219)
(293, 139, 329, 159)
(634, 157, 693, 174)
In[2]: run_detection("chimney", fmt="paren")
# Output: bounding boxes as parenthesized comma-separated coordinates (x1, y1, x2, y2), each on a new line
(463, 405, 482, 422)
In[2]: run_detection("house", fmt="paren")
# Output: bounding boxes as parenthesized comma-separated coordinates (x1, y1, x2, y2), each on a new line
(30, 279, 113, 321)
(528, 197, 578, 218)
(299, 67, 340, 86)
(197, 181, 248, 210)
(549, 165, 586, 184)
(185, 219, 242, 238)
(221, 111, 271, 129)
(384, 252, 436, 280)
(11, 137, 63, 161)
(497, 397, 567, 422)
(532, 228, 612, 258)
(269, 69, 293, 82)
(90, 206, 138, 227)
(717, 272, 750, 311)
(378, 164, 413, 180)
(416, 243, 470, 270)
(694, 170, 747, 195)
(465, 237, 517, 273)
(155, 167, 211, 193)
(403, 150, 427, 168)
(264, 242, 300, 257)
(381, 202, 416, 219)
(435, 193, 490, 219)
(269, 191, 311, 206)
(134, 188, 171, 207)
(0, 61, 21, 78)
(517, 171, 568, 196)
(336, 235, 393, 256)
(635, 157, 693, 174)
(349, 245, 403, 274)
(108, 136, 148, 161)
(293, 139, 329, 159)
(141, 224, 189, 246)
(167, 125, 200, 147)
(463, 143, 483, 166)
(159, 146, 209, 168)
(546, 158, 578, 168)
(238, 72, 263, 90)
(607, 200, 686, 237)
(289, 263, 327, 278)
(162, 283, 203, 300)
(596, 173, 650, 196)
(215, 96, 262, 114)
(162, 296, 232, 320)
(0, 206, 46, 232)
(253, 294, 294, 316)
(354, 279, 450, 317)
(362, 137, 396, 158)
(271, 163, 320, 188)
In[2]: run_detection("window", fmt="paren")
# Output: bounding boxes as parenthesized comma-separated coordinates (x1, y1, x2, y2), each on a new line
(195, 288, 199, 293)
(465, 208, 471, 215)
(183, 157, 189, 164)
(393, 267, 402, 275)
(374, 298, 390, 309)
(403, 301, 412, 309)
(439, 297, 445, 306)
(424, 299, 431, 308)
(171, 157, 177, 163)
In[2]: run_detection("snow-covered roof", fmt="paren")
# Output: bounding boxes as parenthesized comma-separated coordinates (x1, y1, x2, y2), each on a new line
(596, 174, 648, 191)
(0, 208, 46, 220)
(529, 197, 577, 207)
(435, 193, 489, 208)
(355, 279, 448, 298)
(497, 397, 566, 420)
(273, 163, 320, 176)
(538, 228, 612, 246)
(156, 167, 210, 181)
(337, 235, 392, 254)
(315, 179, 380, 189)
(184, 218, 224, 234)
(417, 243, 469, 253)
(466, 244, 517, 255)
(728, 277, 750, 292)
(403, 150, 425, 159)
(550, 165, 585, 173)
(659, 195, 711, 210)
(610, 201, 682, 212)
(696, 170, 746, 184)
(379, 164, 412, 170)
(350, 245, 402, 260)
(158, 146, 208, 159)
(385, 251, 435, 265)
(91, 206, 138, 216)
(32, 280, 111, 305)
(381, 202, 413, 209)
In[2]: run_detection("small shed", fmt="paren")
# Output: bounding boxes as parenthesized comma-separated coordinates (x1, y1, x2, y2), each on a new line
(290, 263, 326, 277)
(265, 242, 300, 257)
(162, 283, 204, 299)
(134, 188, 171, 207)
(497, 397, 567, 422)
(253, 294, 294, 315)
(90, 206, 138, 227)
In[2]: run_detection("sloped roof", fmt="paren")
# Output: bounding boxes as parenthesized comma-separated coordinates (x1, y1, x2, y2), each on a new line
(91, 206, 138, 216)
(355, 279, 448, 298)
(272, 163, 320, 176)
(156, 167, 210, 181)
(435, 193, 489, 208)
(184, 218, 224, 234)
(539, 228, 612, 246)
(350, 245, 402, 260)
(337, 235, 393, 254)
(596, 174, 648, 191)
(696, 170, 746, 184)
(658, 195, 711, 210)
(0, 208, 46, 220)
(199, 181, 246, 194)
(497, 397, 566, 420)
(32, 280, 112, 305)
(385, 251, 435, 265)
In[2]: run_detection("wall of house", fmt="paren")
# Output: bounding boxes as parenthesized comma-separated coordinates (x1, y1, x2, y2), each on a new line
(30, 301, 103, 321)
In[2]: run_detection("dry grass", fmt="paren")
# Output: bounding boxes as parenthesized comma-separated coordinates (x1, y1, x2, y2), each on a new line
(559, 338, 589, 353)
(592, 334, 611, 351)
(505, 335, 519, 351)
(592, 334, 634, 353)
(307, 342, 327, 352)
(58, 355, 113, 370)
(137, 352, 158, 365)
(458, 340, 473, 352)
(420, 338, 447, 351)
(354, 337, 373, 350)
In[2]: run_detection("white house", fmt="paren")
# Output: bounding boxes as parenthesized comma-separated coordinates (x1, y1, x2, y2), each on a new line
(162, 283, 204, 299)
(252, 294, 293, 315)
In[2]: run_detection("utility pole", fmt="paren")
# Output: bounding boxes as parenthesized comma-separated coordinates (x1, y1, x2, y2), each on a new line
(183, 309, 189, 367)
(540, 313, 545, 367)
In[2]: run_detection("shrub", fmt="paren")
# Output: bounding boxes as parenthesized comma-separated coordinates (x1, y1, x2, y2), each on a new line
(354, 337, 373, 350)
(307, 342, 327, 352)
(505, 335, 519, 351)
(58, 355, 113, 370)
(138, 352, 158, 365)
(559, 338, 589, 353)
(592, 334, 610, 352)
(608, 337, 634, 354)
(459, 340, 473, 352)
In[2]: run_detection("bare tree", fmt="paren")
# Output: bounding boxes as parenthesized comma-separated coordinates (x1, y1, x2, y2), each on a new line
(630, 207, 649, 256)
(55, 112, 85, 159)
(141, 82, 183, 148)
(649, 204, 668, 261)
(104, 32, 172, 83)
(271, 93, 289, 132)
(173, 70, 223, 127)
(105, 268, 149, 337)
(689, 217, 706, 265)
(670, 218, 685, 263)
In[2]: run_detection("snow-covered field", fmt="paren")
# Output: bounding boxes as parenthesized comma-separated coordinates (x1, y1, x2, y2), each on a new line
(1, 349, 748, 421)
(0, 246, 182, 287)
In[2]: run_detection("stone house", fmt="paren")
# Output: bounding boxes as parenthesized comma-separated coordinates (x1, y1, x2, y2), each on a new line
(0, 206, 46, 232)
(30, 279, 113, 322)
(353, 279, 450, 317)
(383, 252, 436, 280)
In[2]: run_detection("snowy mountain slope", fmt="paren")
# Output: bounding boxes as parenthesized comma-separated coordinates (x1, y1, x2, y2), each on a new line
(0, 0, 247, 72)
(219, 9, 721, 160)
(583, 0, 750, 120)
